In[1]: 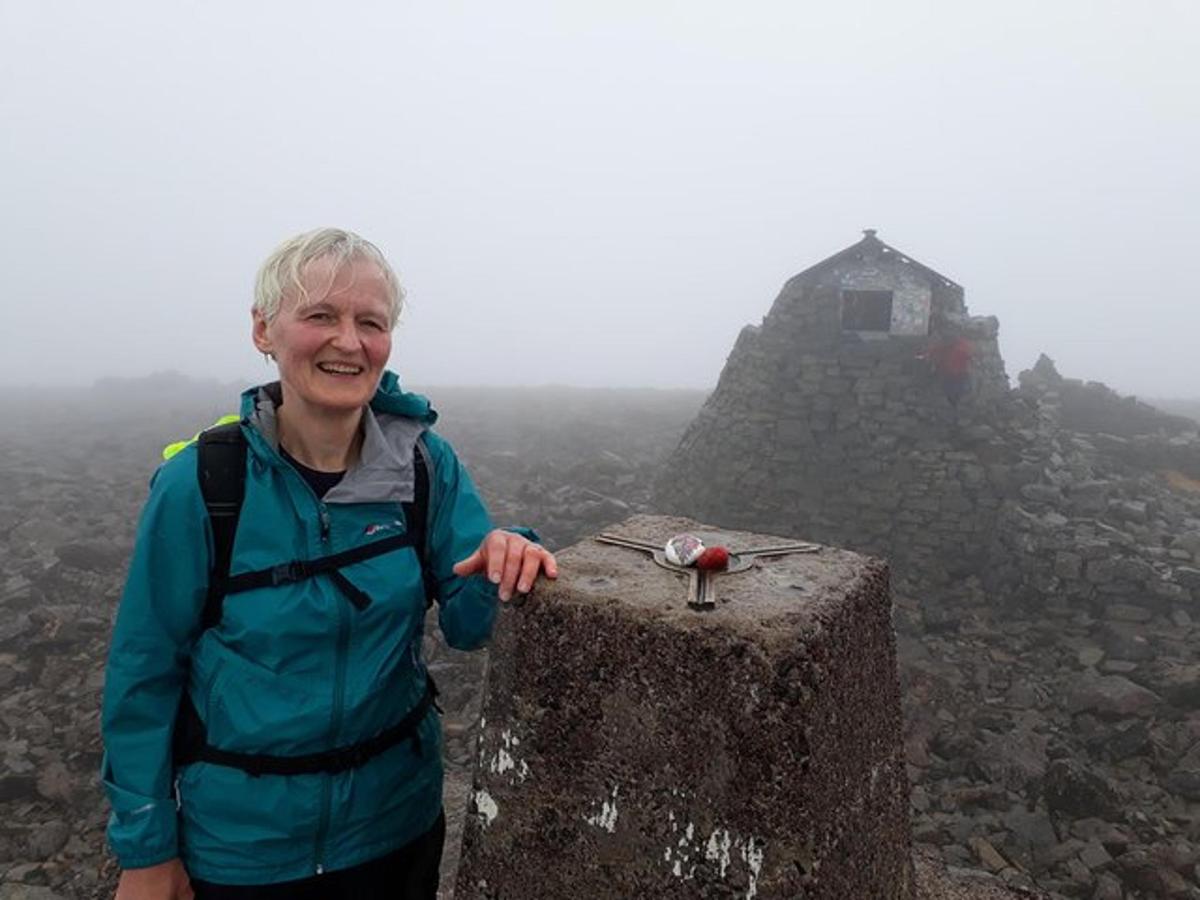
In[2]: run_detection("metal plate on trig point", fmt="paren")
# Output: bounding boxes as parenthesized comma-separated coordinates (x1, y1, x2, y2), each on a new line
(594, 533, 821, 610)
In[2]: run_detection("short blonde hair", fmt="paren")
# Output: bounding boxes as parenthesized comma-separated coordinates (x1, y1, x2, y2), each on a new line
(253, 228, 404, 328)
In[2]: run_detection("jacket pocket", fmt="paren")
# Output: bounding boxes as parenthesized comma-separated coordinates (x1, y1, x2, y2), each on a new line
(177, 761, 321, 877)
(203, 652, 330, 756)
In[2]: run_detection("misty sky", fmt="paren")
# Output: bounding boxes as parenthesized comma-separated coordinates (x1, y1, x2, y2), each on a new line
(3, 1, 1198, 397)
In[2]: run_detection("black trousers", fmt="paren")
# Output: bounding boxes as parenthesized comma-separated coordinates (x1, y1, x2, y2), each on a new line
(191, 810, 446, 900)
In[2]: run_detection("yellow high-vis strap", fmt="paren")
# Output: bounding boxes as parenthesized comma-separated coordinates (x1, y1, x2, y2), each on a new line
(162, 414, 241, 460)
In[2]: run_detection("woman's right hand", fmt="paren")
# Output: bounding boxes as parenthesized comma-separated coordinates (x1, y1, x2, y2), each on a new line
(115, 858, 194, 900)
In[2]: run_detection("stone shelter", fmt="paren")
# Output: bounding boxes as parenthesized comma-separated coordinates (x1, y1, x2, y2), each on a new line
(654, 230, 1012, 599)
(654, 229, 1200, 622)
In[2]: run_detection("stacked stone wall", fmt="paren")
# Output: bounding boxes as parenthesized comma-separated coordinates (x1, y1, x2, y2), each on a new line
(658, 275, 1016, 598)
(1049, 377, 1196, 439)
(984, 367, 1200, 620)
(656, 274, 1200, 617)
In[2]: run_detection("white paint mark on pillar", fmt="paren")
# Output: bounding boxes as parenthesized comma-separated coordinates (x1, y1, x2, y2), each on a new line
(742, 837, 765, 899)
(487, 729, 531, 783)
(663, 821, 764, 894)
(705, 828, 732, 878)
(493, 747, 515, 775)
(678, 821, 694, 846)
(583, 785, 619, 833)
(473, 789, 499, 828)
(664, 814, 700, 880)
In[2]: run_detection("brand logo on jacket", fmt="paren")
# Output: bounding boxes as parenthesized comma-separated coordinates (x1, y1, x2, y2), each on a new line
(364, 519, 404, 537)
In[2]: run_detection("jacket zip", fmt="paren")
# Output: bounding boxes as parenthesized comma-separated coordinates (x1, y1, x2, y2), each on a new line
(312, 502, 348, 875)
(273, 462, 345, 876)
(277, 460, 376, 876)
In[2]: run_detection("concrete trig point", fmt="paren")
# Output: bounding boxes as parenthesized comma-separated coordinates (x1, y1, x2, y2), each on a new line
(455, 514, 914, 899)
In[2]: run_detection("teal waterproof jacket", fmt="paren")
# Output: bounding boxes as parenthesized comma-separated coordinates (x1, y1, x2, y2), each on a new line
(102, 373, 502, 884)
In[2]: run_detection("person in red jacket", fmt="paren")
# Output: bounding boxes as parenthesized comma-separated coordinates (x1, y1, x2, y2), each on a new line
(923, 329, 973, 406)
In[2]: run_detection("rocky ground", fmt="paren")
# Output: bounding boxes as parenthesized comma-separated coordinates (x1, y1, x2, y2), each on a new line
(1, 378, 1198, 898)
(915, 849, 1055, 899)
(896, 364, 1200, 900)
(899, 582, 1200, 899)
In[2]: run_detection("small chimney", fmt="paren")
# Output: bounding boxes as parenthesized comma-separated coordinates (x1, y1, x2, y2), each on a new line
(863, 228, 878, 238)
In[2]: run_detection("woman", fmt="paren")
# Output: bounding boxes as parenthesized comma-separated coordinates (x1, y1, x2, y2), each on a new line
(102, 228, 556, 899)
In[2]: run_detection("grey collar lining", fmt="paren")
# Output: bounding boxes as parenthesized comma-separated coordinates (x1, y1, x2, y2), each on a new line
(250, 386, 423, 505)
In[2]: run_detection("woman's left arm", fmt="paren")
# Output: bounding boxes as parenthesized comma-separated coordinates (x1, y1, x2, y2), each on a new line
(421, 432, 556, 650)
(101, 448, 210, 870)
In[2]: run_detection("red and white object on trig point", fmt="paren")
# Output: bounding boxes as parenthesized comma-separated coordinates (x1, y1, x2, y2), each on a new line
(663, 533, 705, 567)
(695, 545, 730, 571)
(663, 534, 730, 571)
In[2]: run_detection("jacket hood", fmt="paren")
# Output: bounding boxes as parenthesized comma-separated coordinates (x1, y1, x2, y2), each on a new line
(370, 370, 438, 424)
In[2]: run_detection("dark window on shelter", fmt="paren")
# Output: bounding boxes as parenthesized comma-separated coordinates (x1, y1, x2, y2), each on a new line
(841, 290, 894, 332)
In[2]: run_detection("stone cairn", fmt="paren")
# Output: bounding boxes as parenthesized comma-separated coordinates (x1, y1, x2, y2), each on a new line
(455, 514, 914, 899)
(652, 231, 1200, 628)
(652, 230, 1013, 605)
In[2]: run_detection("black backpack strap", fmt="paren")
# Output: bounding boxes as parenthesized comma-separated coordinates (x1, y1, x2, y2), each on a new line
(220, 533, 416, 611)
(196, 422, 247, 630)
(174, 672, 440, 775)
(223, 533, 416, 592)
(404, 434, 438, 609)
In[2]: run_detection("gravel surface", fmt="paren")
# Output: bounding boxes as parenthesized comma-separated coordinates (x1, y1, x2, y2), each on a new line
(916, 850, 1055, 900)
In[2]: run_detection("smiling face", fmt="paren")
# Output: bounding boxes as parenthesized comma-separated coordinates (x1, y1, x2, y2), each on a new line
(252, 254, 393, 418)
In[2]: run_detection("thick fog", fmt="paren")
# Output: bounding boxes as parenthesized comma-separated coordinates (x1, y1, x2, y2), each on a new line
(2, 1, 1197, 396)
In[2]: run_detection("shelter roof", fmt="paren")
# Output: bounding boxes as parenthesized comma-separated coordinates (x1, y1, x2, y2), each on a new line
(793, 230, 961, 289)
